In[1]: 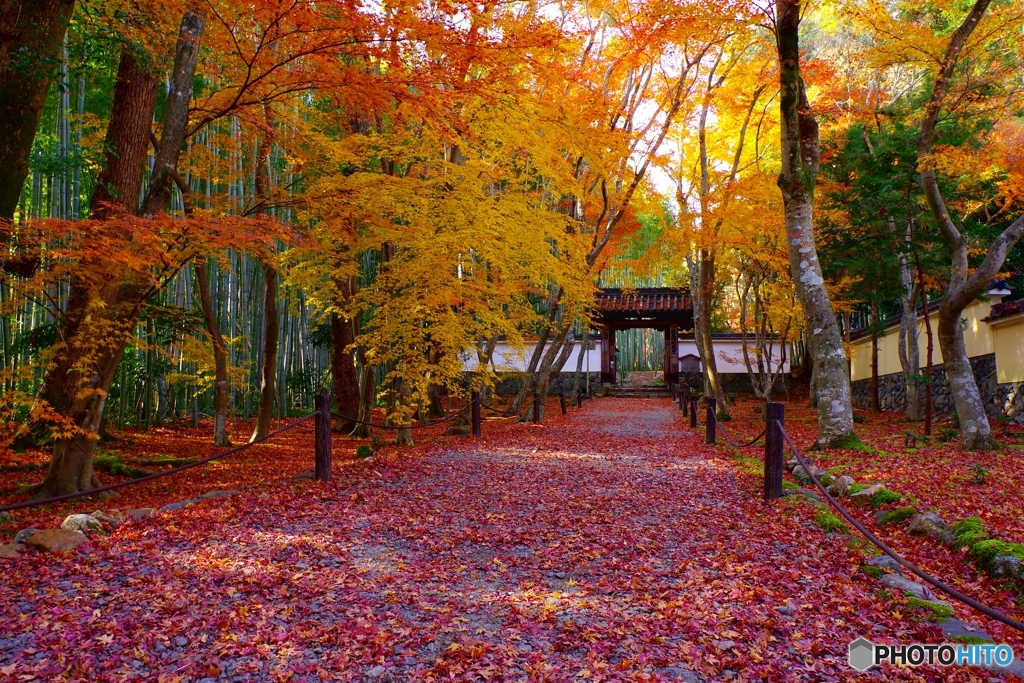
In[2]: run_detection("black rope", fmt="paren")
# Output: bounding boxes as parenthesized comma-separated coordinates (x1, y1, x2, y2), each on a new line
(776, 420, 1024, 635)
(715, 421, 766, 448)
(480, 401, 519, 417)
(0, 412, 319, 514)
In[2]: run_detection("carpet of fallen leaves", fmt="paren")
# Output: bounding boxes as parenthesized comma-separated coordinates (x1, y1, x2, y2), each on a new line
(1, 398, 1022, 682)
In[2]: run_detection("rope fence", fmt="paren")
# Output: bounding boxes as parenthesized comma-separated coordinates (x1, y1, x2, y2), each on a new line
(680, 390, 1024, 635)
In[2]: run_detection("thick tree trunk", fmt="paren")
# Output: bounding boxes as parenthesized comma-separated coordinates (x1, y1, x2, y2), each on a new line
(694, 254, 727, 410)
(139, 8, 206, 216)
(34, 42, 161, 495)
(330, 311, 359, 432)
(914, 0, 1024, 449)
(0, 0, 76, 222)
(196, 257, 231, 446)
(352, 352, 375, 438)
(90, 49, 159, 218)
(775, 0, 856, 447)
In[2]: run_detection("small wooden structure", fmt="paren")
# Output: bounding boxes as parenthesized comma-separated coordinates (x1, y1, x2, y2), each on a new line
(592, 288, 693, 386)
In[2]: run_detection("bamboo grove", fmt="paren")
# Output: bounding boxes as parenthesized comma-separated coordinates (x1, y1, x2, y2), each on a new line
(2, 0, 1024, 495)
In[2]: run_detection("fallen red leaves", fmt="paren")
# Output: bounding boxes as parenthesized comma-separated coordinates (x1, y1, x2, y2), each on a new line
(0, 399, 1020, 681)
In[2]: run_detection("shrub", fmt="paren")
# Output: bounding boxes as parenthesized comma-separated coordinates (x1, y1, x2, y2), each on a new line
(355, 445, 373, 459)
(968, 464, 990, 485)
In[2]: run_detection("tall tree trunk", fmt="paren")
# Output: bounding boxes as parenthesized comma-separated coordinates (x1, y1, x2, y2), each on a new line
(139, 8, 206, 216)
(775, 0, 856, 448)
(0, 0, 75, 222)
(919, 283, 934, 436)
(915, 0, 1024, 449)
(196, 257, 231, 446)
(89, 49, 158, 219)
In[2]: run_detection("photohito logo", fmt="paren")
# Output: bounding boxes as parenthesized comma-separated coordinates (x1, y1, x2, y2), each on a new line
(848, 637, 1015, 671)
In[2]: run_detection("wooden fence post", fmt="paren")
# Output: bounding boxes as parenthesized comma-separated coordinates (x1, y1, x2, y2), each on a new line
(705, 397, 717, 445)
(314, 393, 332, 482)
(764, 402, 785, 501)
(681, 388, 688, 415)
(533, 391, 541, 423)
(577, 392, 583, 408)
(471, 390, 481, 438)
(689, 395, 698, 428)
(559, 392, 567, 415)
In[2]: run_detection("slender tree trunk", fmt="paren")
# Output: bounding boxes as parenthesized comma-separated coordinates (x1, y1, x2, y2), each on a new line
(775, 0, 856, 447)
(139, 8, 206, 216)
(0, 0, 75, 222)
(196, 257, 231, 446)
(919, 279, 934, 436)
(898, 248, 921, 421)
(870, 301, 879, 412)
(250, 116, 277, 441)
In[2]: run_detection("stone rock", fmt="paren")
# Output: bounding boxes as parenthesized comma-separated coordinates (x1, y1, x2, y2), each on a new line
(0, 511, 14, 524)
(798, 488, 823, 505)
(776, 600, 798, 615)
(199, 489, 240, 499)
(828, 475, 855, 497)
(13, 528, 39, 545)
(848, 484, 884, 507)
(991, 555, 1022, 580)
(866, 555, 903, 576)
(159, 499, 197, 513)
(784, 457, 799, 472)
(907, 512, 947, 538)
(174, 636, 189, 647)
(939, 618, 992, 643)
(0, 543, 26, 559)
(61, 513, 106, 536)
(25, 528, 89, 554)
(123, 508, 156, 520)
(792, 465, 828, 483)
(880, 573, 944, 603)
(90, 511, 121, 529)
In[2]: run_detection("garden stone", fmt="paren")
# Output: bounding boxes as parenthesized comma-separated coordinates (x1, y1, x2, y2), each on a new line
(939, 619, 992, 642)
(199, 489, 240, 499)
(0, 511, 14, 524)
(26, 529, 89, 554)
(0, 543, 25, 559)
(13, 528, 39, 545)
(907, 513, 947, 538)
(160, 499, 197, 513)
(880, 573, 943, 603)
(61, 514, 106, 536)
(784, 457, 799, 472)
(90, 511, 121, 529)
(828, 475, 854, 497)
(798, 488, 823, 505)
(866, 555, 903, 576)
(123, 508, 156, 520)
(848, 484, 884, 507)
(991, 555, 1022, 580)
(792, 465, 828, 483)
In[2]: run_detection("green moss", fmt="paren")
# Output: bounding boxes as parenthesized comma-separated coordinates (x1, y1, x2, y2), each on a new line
(848, 482, 867, 495)
(137, 456, 197, 467)
(821, 432, 869, 451)
(877, 506, 918, 526)
(93, 454, 150, 479)
(717, 410, 732, 422)
(816, 510, 849, 534)
(944, 517, 987, 550)
(782, 480, 799, 491)
(969, 539, 1024, 570)
(870, 488, 902, 508)
(948, 635, 993, 645)
(355, 445, 373, 459)
(906, 597, 954, 621)
(860, 564, 884, 579)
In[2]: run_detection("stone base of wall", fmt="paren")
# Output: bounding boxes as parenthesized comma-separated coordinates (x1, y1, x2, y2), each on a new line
(494, 373, 602, 396)
(851, 354, 1023, 422)
(670, 372, 789, 394)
